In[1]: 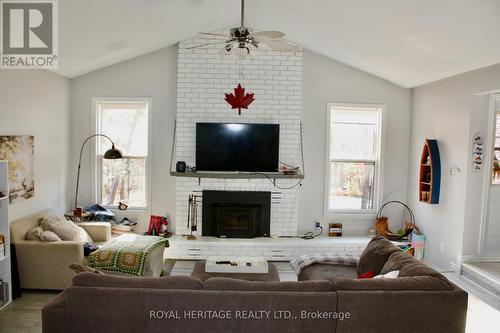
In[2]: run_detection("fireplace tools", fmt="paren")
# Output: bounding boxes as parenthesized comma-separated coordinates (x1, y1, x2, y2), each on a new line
(186, 194, 198, 240)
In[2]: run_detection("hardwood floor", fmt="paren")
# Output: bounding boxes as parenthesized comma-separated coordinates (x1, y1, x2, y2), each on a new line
(0, 291, 58, 333)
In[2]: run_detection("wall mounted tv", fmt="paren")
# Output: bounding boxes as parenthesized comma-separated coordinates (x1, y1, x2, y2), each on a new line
(196, 123, 280, 172)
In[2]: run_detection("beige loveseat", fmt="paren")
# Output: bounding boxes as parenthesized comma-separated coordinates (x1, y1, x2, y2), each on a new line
(10, 209, 111, 290)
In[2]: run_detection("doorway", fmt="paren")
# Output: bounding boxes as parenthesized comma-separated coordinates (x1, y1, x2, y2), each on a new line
(482, 98, 500, 255)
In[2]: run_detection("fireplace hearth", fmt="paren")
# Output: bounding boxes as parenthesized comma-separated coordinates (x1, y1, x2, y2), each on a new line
(202, 190, 271, 238)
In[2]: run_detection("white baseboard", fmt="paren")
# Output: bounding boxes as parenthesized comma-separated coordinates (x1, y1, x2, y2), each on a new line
(461, 254, 500, 262)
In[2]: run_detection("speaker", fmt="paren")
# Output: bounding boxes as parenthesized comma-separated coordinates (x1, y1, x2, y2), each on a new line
(176, 161, 187, 172)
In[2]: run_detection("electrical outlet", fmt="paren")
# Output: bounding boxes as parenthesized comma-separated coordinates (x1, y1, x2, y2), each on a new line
(315, 221, 321, 230)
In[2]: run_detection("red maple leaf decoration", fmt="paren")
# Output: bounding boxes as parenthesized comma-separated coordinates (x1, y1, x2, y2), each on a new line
(224, 84, 255, 115)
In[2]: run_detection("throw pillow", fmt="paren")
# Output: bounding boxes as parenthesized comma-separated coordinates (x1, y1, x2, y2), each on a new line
(358, 271, 375, 279)
(373, 270, 400, 279)
(25, 226, 43, 240)
(40, 230, 62, 242)
(69, 220, 93, 243)
(40, 216, 77, 240)
(356, 236, 402, 275)
(40, 216, 93, 242)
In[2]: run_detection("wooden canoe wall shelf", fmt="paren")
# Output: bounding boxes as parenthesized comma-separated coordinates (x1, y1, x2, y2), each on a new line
(419, 139, 441, 204)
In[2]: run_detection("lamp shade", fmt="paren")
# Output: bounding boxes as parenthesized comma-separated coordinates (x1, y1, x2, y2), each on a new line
(104, 144, 123, 159)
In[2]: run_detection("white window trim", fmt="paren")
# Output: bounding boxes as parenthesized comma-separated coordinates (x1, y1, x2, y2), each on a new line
(323, 102, 386, 219)
(91, 97, 153, 213)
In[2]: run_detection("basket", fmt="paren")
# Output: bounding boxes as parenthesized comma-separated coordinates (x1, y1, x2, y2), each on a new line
(375, 201, 417, 240)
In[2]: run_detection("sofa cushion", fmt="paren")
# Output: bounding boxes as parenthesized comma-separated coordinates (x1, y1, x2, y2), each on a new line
(335, 275, 453, 291)
(298, 263, 358, 282)
(25, 226, 43, 240)
(203, 277, 334, 292)
(357, 236, 402, 275)
(380, 251, 445, 279)
(40, 230, 62, 242)
(72, 272, 202, 290)
(25, 226, 62, 242)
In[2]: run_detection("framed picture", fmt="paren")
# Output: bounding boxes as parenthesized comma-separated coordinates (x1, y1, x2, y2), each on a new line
(0, 136, 35, 203)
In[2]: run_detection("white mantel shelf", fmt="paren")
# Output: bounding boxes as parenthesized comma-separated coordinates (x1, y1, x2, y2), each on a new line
(164, 235, 378, 261)
(169, 171, 304, 180)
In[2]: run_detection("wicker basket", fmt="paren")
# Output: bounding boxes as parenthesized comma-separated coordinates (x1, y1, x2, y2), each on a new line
(375, 201, 417, 240)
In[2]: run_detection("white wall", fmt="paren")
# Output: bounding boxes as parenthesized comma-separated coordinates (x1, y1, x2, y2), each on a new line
(0, 70, 71, 221)
(70, 46, 178, 232)
(174, 33, 302, 237)
(70, 45, 412, 236)
(409, 62, 500, 271)
(463, 95, 490, 257)
(301, 50, 412, 235)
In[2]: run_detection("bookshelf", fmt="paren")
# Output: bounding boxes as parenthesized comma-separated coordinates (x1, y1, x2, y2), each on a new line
(419, 139, 441, 204)
(0, 160, 11, 310)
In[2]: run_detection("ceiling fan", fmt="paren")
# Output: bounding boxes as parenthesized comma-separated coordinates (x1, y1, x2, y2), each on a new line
(186, 0, 299, 58)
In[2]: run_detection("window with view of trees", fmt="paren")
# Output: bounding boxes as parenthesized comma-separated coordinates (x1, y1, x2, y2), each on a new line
(96, 100, 150, 209)
(325, 104, 382, 214)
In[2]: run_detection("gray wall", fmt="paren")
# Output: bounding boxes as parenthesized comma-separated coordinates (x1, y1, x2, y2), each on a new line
(301, 50, 411, 235)
(409, 62, 500, 270)
(0, 70, 71, 221)
(70, 46, 412, 234)
(70, 46, 178, 231)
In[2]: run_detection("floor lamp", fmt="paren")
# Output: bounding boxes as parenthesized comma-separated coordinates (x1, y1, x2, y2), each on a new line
(74, 134, 123, 216)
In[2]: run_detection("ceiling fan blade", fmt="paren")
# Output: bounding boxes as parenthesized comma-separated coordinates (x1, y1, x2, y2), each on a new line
(257, 40, 300, 52)
(251, 31, 285, 40)
(185, 41, 225, 50)
(198, 32, 229, 38)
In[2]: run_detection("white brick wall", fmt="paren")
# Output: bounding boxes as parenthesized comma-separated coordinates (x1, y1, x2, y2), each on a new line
(175, 32, 303, 236)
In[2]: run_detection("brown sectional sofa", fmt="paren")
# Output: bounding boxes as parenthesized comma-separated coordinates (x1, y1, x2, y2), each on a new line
(42, 237, 468, 333)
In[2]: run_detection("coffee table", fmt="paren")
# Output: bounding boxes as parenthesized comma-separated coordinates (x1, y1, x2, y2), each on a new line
(205, 256, 268, 273)
(191, 261, 279, 282)
(169, 260, 298, 281)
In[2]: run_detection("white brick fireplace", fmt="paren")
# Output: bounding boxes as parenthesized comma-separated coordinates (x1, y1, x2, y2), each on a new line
(174, 32, 303, 237)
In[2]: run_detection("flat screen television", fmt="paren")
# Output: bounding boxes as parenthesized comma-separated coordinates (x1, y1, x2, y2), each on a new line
(196, 123, 280, 172)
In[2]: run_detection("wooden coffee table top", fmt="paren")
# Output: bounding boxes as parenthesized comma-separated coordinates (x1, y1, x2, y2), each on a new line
(205, 256, 268, 274)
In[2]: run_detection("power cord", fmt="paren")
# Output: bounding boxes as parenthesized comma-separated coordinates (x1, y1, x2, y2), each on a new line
(300, 226, 323, 239)
(249, 172, 303, 190)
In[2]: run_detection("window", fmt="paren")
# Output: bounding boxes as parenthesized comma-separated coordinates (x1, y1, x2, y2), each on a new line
(325, 104, 383, 215)
(493, 112, 500, 185)
(95, 99, 150, 209)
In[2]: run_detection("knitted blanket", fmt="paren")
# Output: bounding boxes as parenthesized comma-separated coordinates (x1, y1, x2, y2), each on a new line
(290, 253, 360, 276)
(89, 235, 167, 276)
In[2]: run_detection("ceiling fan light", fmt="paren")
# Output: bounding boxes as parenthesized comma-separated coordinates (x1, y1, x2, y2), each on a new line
(235, 47, 254, 60)
(219, 46, 232, 57)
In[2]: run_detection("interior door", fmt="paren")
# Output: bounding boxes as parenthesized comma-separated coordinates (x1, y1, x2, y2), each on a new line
(484, 111, 500, 255)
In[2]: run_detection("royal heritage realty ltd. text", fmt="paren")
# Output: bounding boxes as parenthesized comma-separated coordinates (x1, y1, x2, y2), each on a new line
(149, 310, 351, 321)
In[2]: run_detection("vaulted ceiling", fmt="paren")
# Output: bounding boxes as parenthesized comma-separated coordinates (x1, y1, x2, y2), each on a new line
(58, 0, 500, 88)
